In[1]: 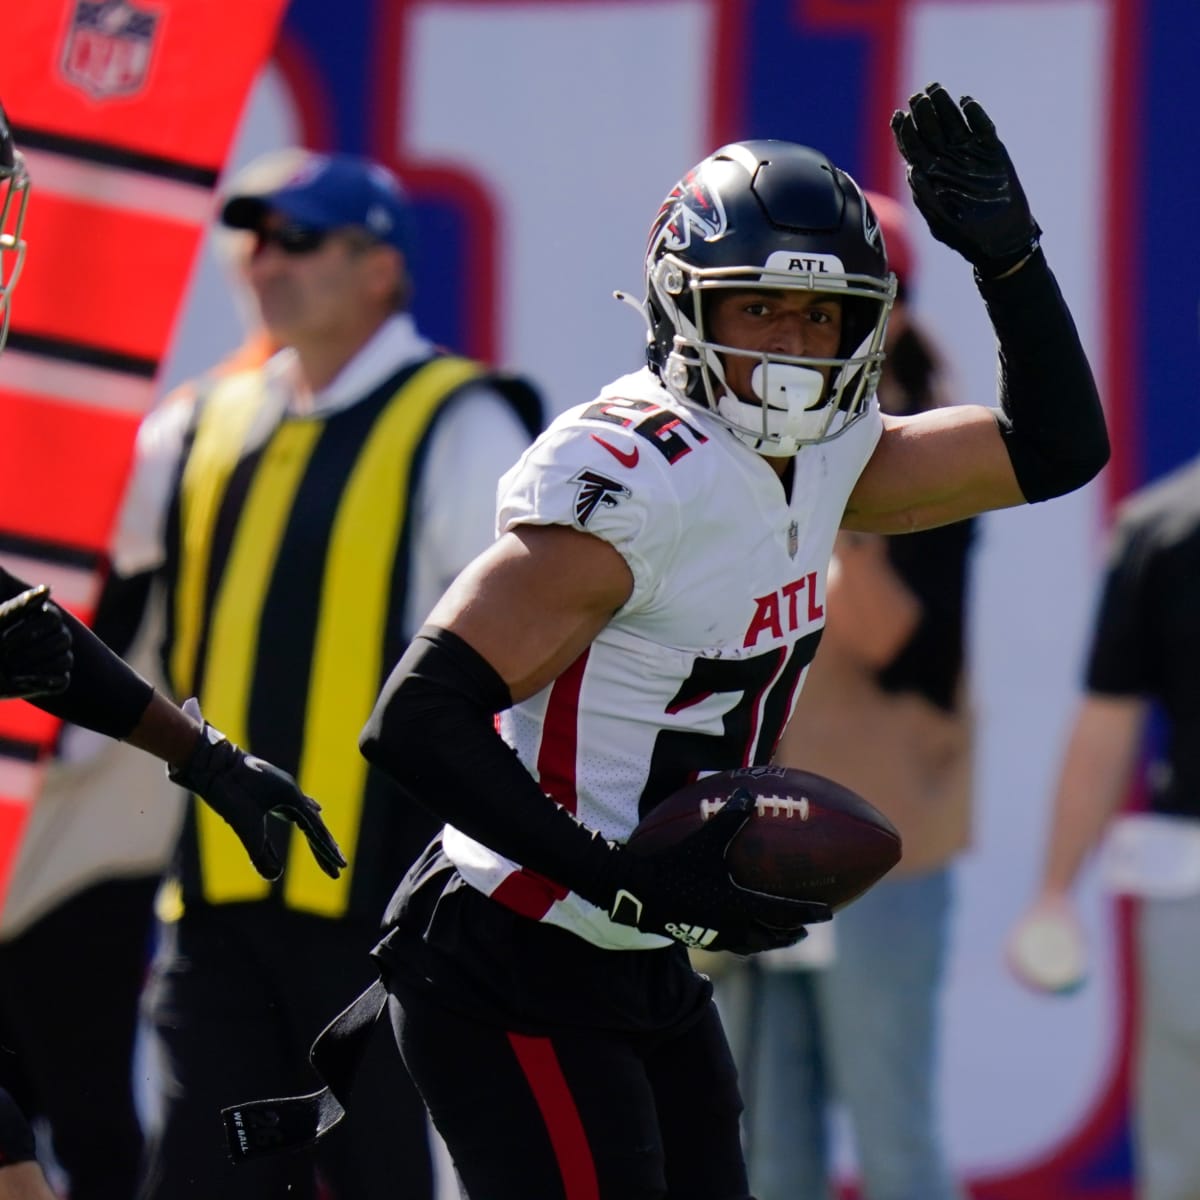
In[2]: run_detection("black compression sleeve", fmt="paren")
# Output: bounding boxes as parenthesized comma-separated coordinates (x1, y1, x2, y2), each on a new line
(0, 1087, 36, 1166)
(0, 566, 154, 738)
(978, 248, 1109, 502)
(34, 607, 154, 738)
(359, 625, 614, 901)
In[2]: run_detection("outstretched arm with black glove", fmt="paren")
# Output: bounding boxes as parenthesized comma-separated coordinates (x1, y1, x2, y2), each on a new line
(0, 567, 345, 882)
(891, 82, 1109, 504)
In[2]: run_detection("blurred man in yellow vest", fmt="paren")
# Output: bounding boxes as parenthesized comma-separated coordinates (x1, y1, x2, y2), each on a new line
(0, 148, 299, 1200)
(106, 153, 541, 1199)
(0, 118, 342, 1200)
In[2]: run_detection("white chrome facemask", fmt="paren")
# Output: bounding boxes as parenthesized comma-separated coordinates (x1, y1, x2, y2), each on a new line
(0, 149, 30, 355)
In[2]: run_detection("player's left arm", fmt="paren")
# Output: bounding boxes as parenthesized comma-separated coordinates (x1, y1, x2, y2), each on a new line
(843, 84, 1108, 533)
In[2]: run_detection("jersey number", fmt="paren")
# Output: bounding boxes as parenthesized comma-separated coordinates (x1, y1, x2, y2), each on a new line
(581, 398, 708, 464)
(640, 630, 821, 816)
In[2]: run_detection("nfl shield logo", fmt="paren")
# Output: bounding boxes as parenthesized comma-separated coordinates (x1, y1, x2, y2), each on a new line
(787, 520, 799, 558)
(61, 0, 161, 100)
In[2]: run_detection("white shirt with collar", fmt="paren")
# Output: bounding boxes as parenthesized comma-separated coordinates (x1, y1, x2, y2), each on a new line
(113, 312, 535, 636)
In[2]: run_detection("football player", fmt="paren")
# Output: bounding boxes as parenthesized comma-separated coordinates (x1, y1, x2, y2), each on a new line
(0, 105, 344, 882)
(231, 84, 1107, 1198)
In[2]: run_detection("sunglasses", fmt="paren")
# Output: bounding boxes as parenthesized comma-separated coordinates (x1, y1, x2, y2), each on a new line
(252, 224, 331, 257)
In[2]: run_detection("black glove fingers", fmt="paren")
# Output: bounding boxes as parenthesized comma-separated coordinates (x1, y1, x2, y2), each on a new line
(755, 924, 811, 952)
(267, 787, 347, 877)
(293, 808, 349, 877)
(891, 82, 1039, 274)
(251, 838, 283, 880)
(10, 620, 71, 657)
(908, 91, 946, 151)
(926, 82, 972, 144)
(171, 701, 344, 882)
(0, 584, 52, 624)
(308, 838, 347, 879)
(676, 789, 753, 863)
(739, 887, 830, 928)
(223, 805, 282, 881)
(7, 672, 69, 697)
(960, 96, 998, 143)
(891, 111, 932, 171)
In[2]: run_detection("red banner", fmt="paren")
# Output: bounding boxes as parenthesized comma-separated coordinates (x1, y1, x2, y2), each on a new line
(0, 0, 290, 910)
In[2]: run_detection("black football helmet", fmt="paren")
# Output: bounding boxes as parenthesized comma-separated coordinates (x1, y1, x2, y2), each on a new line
(642, 140, 894, 454)
(0, 103, 29, 355)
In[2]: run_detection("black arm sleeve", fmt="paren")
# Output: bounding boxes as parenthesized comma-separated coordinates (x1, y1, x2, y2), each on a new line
(978, 248, 1109, 502)
(359, 625, 613, 901)
(0, 566, 154, 739)
(0, 1087, 36, 1166)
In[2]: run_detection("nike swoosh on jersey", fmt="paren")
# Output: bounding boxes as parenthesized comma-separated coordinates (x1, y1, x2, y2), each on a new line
(591, 434, 639, 469)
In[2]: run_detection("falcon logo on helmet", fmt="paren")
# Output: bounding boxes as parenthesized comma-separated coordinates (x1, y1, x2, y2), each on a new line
(647, 169, 728, 258)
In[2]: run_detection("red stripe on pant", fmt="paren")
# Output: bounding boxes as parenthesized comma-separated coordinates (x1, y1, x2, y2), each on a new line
(506, 1032, 599, 1200)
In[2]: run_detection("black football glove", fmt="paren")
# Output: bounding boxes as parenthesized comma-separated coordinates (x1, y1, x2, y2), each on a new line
(0, 584, 73, 700)
(598, 789, 831, 955)
(891, 82, 1041, 279)
(168, 698, 347, 882)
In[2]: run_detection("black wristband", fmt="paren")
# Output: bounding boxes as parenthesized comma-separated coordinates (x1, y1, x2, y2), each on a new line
(979, 250, 1109, 502)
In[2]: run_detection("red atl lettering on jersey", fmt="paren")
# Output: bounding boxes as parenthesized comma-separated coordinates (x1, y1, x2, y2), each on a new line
(743, 573, 823, 648)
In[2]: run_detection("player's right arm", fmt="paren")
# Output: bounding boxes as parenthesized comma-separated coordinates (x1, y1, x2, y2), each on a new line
(426, 523, 631, 704)
(360, 520, 829, 953)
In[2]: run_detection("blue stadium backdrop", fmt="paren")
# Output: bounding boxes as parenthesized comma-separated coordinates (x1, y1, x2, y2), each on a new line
(7, 2, 1200, 1198)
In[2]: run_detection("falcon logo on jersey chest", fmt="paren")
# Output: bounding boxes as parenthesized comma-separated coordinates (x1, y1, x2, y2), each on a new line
(571, 469, 630, 527)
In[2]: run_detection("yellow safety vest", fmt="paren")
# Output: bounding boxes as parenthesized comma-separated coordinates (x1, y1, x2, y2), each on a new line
(163, 354, 485, 919)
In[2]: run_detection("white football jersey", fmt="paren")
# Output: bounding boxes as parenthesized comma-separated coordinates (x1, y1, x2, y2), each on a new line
(443, 367, 881, 948)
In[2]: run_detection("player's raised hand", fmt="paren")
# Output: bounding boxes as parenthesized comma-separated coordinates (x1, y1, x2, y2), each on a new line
(891, 82, 1041, 278)
(0, 584, 73, 700)
(168, 697, 347, 881)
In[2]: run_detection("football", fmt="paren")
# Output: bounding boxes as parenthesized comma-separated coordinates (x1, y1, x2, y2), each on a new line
(627, 766, 902, 910)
